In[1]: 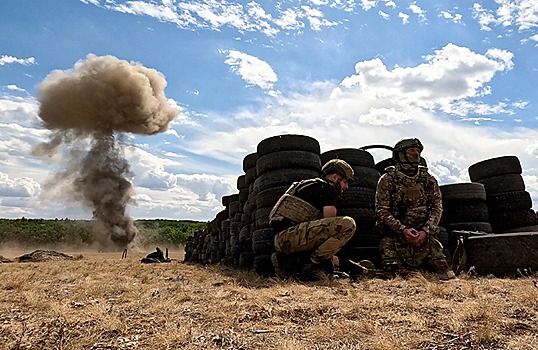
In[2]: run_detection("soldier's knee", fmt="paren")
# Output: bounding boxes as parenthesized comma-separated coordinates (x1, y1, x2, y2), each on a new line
(341, 216, 356, 233)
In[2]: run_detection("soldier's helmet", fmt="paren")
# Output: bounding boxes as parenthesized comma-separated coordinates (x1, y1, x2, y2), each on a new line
(392, 137, 423, 161)
(321, 159, 354, 183)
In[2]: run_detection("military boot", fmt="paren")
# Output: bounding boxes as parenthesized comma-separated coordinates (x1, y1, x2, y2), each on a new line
(271, 252, 293, 280)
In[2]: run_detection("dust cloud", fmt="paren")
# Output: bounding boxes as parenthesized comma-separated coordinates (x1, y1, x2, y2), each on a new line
(33, 54, 178, 249)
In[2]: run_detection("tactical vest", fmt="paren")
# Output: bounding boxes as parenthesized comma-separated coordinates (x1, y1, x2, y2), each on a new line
(269, 178, 325, 225)
(384, 165, 431, 228)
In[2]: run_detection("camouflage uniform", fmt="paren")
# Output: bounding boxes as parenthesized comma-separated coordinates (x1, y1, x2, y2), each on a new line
(376, 165, 450, 272)
(274, 215, 356, 263)
(271, 178, 356, 264)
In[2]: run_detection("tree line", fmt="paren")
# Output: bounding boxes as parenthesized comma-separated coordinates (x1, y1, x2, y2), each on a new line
(0, 218, 207, 247)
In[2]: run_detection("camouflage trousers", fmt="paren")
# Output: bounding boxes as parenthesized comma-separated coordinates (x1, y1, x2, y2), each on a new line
(274, 216, 356, 263)
(379, 234, 450, 272)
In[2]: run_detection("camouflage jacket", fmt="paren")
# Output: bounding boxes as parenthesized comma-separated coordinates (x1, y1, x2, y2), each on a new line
(375, 165, 442, 236)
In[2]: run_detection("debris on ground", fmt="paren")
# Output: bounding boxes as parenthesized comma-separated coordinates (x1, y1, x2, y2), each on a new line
(0, 255, 13, 263)
(16, 250, 82, 262)
(140, 247, 172, 263)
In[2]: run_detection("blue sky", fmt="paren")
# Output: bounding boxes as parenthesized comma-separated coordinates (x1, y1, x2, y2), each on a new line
(0, 0, 537, 221)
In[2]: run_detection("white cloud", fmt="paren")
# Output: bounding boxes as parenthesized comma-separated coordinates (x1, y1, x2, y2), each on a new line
(0, 172, 41, 197)
(399, 12, 410, 25)
(409, 3, 427, 23)
(379, 11, 390, 20)
(0, 55, 36, 66)
(473, 0, 538, 32)
(224, 50, 278, 90)
(360, 0, 377, 11)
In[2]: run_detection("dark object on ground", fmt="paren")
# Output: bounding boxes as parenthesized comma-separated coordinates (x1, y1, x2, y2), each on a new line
(16, 250, 82, 262)
(1, 255, 13, 263)
(141, 247, 172, 263)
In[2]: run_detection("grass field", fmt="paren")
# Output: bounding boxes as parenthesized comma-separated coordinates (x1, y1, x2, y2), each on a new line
(0, 247, 537, 350)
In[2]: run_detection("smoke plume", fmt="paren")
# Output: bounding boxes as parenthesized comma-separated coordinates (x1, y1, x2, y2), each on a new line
(34, 54, 178, 248)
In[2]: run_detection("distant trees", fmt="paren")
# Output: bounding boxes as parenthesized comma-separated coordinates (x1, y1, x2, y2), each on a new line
(0, 218, 206, 247)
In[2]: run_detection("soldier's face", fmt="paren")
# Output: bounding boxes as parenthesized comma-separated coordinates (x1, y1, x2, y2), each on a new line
(404, 147, 421, 163)
(335, 176, 349, 195)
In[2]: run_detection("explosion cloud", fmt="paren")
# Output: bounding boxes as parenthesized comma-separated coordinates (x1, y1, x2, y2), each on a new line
(34, 54, 178, 248)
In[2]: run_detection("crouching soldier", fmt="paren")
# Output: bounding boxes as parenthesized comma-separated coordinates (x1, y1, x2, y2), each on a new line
(270, 159, 356, 281)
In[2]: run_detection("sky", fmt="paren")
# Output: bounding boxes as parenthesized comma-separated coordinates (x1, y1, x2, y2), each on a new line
(0, 0, 537, 222)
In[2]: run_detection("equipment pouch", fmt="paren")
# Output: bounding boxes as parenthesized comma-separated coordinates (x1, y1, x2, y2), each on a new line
(269, 194, 321, 225)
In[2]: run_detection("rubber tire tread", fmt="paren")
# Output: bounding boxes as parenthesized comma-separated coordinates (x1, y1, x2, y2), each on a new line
(489, 209, 537, 232)
(487, 191, 532, 212)
(256, 150, 321, 176)
(477, 174, 525, 194)
(257, 134, 320, 157)
(350, 166, 380, 189)
(256, 185, 289, 208)
(320, 148, 374, 167)
(468, 155, 522, 182)
(253, 168, 319, 193)
(440, 183, 487, 202)
(340, 187, 376, 208)
(242, 152, 258, 172)
(442, 201, 489, 223)
(253, 254, 275, 276)
(464, 232, 538, 276)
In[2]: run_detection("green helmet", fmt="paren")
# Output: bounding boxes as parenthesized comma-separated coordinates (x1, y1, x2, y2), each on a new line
(321, 159, 354, 183)
(392, 138, 423, 161)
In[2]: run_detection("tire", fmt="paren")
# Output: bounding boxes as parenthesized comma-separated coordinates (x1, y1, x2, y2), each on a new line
(487, 191, 533, 212)
(256, 150, 321, 176)
(340, 187, 376, 208)
(242, 152, 258, 172)
(468, 156, 522, 182)
(345, 222, 380, 247)
(238, 252, 255, 269)
(350, 166, 380, 189)
(489, 209, 537, 232)
(477, 174, 525, 194)
(253, 168, 319, 193)
(254, 254, 275, 276)
(338, 207, 376, 223)
(254, 206, 272, 230)
(222, 194, 239, 207)
(442, 201, 489, 223)
(320, 148, 374, 167)
(255, 186, 289, 208)
(465, 232, 538, 276)
(252, 227, 276, 255)
(440, 183, 487, 202)
(257, 134, 320, 157)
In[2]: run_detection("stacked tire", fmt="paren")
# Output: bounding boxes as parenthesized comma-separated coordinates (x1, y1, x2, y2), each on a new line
(251, 134, 322, 276)
(468, 156, 537, 233)
(237, 152, 258, 270)
(439, 183, 491, 260)
(320, 148, 381, 270)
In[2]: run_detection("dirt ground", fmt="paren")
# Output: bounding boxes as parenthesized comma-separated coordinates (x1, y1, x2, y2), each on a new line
(0, 248, 537, 350)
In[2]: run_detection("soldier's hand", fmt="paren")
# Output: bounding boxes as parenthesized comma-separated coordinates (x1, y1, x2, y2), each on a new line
(402, 228, 418, 244)
(413, 230, 427, 246)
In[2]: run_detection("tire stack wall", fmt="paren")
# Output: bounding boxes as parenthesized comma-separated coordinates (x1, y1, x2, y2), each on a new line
(320, 148, 381, 270)
(439, 182, 491, 259)
(468, 156, 537, 233)
(237, 152, 258, 270)
(251, 134, 321, 276)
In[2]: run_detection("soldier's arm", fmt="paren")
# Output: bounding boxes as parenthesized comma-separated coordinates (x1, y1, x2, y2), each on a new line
(421, 175, 443, 235)
(375, 175, 407, 233)
(323, 205, 337, 218)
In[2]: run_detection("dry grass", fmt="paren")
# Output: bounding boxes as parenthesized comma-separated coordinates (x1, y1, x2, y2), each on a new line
(0, 248, 537, 350)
